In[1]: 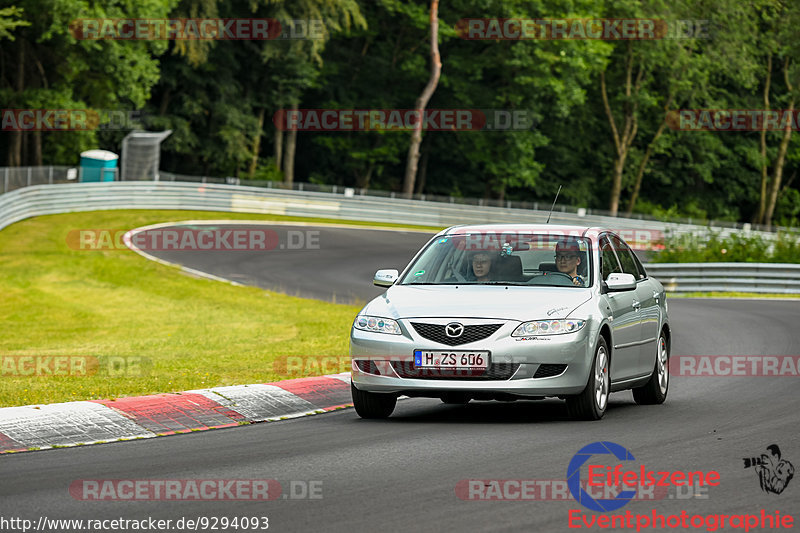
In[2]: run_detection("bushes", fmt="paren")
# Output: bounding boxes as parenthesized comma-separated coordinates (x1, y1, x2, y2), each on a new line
(653, 230, 800, 263)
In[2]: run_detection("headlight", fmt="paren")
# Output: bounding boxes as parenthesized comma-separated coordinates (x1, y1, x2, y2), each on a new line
(512, 319, 586, 336)
(354, 315, 402, 335)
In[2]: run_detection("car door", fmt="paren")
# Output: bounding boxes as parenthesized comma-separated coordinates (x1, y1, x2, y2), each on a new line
(611, 234, 659, 376)
(599, 235, 641, 382)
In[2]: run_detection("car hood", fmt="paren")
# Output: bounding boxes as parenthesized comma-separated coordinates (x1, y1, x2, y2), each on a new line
(363, 285, 593, 322)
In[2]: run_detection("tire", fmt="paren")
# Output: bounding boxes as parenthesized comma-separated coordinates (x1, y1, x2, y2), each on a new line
(441, 392, 470, 405)
(566, 336, 610, 420)
(351, 382, 397, 419)
(632, 332, 669, 405)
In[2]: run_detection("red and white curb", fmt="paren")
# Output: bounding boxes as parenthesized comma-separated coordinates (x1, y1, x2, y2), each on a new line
(0, 373, 352, 454)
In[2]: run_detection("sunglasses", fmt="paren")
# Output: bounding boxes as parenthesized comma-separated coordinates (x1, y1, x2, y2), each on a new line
(555, 253, 579, 260)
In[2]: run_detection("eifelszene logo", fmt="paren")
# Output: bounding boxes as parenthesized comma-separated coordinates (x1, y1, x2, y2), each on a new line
(567, 441, 721, 513)
(743, 444, 794, 495)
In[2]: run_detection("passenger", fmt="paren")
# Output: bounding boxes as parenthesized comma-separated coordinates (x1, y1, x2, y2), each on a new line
(555, 240, 585, 286)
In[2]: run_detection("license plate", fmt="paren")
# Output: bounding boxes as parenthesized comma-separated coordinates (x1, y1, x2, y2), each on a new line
(413, 350, 490, 369)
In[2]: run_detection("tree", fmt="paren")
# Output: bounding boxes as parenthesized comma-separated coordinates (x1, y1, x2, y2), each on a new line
(758, 1, 800, 228)
(260, 0, 366, 184)
(0, 0, 176, 166)
(597, 0, 766, 217)
(402, 0, 440, 197)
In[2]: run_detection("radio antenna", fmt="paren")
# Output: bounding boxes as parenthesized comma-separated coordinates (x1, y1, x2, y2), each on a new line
(546, 185, 562, 224)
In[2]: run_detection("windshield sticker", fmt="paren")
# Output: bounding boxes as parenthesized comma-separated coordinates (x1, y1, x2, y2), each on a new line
(414, 270, 425, 276)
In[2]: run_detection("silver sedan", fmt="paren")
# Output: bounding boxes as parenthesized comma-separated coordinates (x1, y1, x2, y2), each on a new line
(350, 224, 671, 420)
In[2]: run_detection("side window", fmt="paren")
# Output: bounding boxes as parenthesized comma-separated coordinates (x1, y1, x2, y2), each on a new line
(600, 236, 622, 281)
(611, 235, 643, 279)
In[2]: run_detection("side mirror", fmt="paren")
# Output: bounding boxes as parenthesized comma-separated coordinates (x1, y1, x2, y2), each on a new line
(373, 269, 399, 287)
(605, 272, 636, 292)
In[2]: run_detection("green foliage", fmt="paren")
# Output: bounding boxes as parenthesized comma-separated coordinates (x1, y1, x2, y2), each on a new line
(249, 158, 284, 181)
(0, 6, 30, 40)
(654, 230, 800, 263)
(775, 188, 800, 227)
(3, 0, 800, 227)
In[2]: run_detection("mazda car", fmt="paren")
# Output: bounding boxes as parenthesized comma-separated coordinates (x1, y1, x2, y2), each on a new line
(349, 224, 671, 420)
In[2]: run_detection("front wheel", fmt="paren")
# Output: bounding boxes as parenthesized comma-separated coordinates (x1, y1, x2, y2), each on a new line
(351, 382, 397, 419)
(566, 337, 609, 420)
(632, 333, 669, 405)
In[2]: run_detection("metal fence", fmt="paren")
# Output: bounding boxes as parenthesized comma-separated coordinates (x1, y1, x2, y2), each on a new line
(644, 263, 800, 294)
(0, 166, 75, 193)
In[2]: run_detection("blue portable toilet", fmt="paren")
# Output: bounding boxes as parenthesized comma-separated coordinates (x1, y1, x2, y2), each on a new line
(79, 150, 119, 182)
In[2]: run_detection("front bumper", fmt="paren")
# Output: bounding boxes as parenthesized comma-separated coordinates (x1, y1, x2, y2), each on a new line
(350, 318, 593, 397)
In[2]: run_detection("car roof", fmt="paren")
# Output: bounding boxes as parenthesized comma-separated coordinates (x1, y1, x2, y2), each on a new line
(437, 224, 612, 239)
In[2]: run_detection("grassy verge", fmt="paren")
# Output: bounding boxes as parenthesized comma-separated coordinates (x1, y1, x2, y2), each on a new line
(0, 209, 440, 407)
(667, 292, 800, 299)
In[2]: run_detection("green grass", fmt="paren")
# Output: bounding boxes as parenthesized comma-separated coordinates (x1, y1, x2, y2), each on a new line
(668, 292, 800, 299)
(0, 209, 440, 407)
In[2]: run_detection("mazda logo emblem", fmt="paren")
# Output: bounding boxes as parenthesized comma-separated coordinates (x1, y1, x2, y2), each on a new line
(445, 322, 464, 337)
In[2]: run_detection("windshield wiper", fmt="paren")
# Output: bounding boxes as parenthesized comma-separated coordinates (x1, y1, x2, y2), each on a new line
(480, 281, 530, 286)
(403, 282, 459, 285)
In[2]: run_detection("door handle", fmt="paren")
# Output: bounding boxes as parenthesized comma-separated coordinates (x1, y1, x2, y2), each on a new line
(653, 290, 660, 303)
(632, 300, 641, 310)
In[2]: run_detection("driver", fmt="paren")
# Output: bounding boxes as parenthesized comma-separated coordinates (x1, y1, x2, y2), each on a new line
(470, 252, 493, 282)
(555, 240, 585, 286)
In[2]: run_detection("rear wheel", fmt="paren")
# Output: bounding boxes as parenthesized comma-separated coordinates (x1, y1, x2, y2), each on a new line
(351, 382, 396, 419)
(632, 333, 669, 405)
(566, 337, 609, 420)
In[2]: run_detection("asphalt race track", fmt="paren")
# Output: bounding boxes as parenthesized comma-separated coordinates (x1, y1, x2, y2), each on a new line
(134, 223, 436, 305)
(1, 224, 799, 532)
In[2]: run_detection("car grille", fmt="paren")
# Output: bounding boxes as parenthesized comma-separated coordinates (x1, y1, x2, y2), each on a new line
(409, 322, 502, 346)
(533, 364, 568, 378)
(390, 361, 519, 380)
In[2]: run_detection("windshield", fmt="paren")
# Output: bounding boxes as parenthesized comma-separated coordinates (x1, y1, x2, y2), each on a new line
(399, 232, 592, 287)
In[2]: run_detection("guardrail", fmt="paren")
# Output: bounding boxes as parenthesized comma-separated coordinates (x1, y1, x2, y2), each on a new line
(0, 165, 788, 234)
(0, 180, 783, 251)
(645, 263, 800, 294)
(0, 181, 674, 242)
